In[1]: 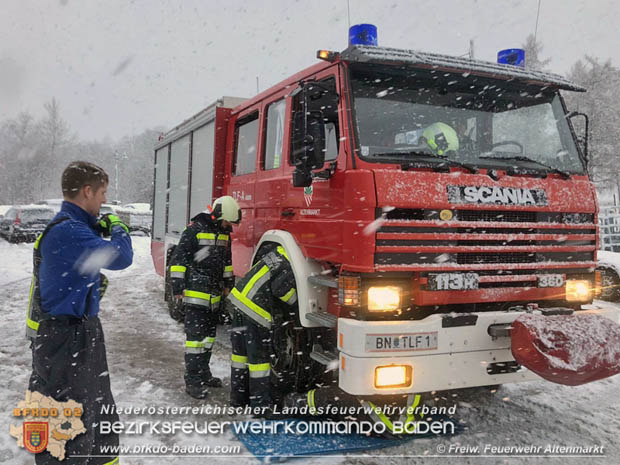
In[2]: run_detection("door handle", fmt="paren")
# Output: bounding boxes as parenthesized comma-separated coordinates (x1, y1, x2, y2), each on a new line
(282, 209, 295, 217)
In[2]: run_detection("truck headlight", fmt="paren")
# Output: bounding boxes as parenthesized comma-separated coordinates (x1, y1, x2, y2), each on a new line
(367, 286, 401, 311)
(565, 279, 592, 302)
(374, 364, 412, 389)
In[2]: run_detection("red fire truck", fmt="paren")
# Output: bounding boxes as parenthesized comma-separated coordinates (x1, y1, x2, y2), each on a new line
(151, 43, 620, 398)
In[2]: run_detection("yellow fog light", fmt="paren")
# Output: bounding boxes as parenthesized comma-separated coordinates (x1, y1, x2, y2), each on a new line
(565, 279, 592, 302)
(367, 286, 401, 311)
(374, 364, 412, 389)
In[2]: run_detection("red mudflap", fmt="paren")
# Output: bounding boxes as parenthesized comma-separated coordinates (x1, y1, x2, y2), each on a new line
(511, 313, 620, 386)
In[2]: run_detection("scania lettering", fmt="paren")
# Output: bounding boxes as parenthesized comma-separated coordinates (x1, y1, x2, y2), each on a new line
(448, 185, 548, 206)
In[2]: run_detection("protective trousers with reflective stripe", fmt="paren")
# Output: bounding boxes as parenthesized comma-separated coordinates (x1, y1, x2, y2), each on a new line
(28, 317, 120, 465)
(184, 304, 218, 390)
(230, 309, 273, 408)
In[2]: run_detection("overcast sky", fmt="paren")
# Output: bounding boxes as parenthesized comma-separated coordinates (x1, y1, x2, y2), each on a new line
(2, 0, 619, 141)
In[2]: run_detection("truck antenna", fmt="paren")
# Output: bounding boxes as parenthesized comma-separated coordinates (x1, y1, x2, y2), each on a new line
(256, 76, 259, 94)
(347, 0, 351, 30)
(533, 0, 542, 42)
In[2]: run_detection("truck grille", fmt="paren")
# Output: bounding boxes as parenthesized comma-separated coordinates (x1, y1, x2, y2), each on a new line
(374, 209, 597, 282)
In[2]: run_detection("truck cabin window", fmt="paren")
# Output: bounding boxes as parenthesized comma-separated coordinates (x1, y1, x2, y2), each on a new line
(349, 63, 584, 174)
(233, 112, 259, 176)
(263, 99, 286, 170)
(290, 77, 340, 164)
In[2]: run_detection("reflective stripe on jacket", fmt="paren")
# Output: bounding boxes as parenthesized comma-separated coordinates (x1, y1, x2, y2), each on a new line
(227, 246, 296, 328)
(168, 212, 234, 298)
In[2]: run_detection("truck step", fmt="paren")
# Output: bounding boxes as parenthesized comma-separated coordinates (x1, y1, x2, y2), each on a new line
(306, 311, 338, 328)
(308, 274, 338, 288)
(310, 344, 339, 367)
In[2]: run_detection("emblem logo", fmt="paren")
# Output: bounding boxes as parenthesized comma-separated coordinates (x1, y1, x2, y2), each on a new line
(304, 186, 313, 207)
(23, 422, 48, 454)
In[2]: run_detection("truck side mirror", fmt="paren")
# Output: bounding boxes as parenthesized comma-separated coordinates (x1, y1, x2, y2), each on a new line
(568, 111, 589, 167)
(291, 110, 326, 187)
(305, 111, 326, 169)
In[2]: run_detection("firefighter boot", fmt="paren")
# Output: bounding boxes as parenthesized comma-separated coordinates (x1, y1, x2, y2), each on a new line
(185, 383, 209, 400)
(281, 389, 322, 417)
(203, 374, 223, 387)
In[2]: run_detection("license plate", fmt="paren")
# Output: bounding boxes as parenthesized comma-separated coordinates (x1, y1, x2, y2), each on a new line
(365, 332, 438, 352)
(538, 274, 564, 288)
(428, 273, 479, 291)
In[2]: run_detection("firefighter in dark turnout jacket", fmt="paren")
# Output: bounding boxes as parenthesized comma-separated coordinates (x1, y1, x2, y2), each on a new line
(169, 196, 241, 399)
(227, 244, 297, 408)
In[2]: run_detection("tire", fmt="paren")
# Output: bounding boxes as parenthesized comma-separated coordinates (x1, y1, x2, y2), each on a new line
(269, 312, 319, 402)
(600, 267, 620, 302)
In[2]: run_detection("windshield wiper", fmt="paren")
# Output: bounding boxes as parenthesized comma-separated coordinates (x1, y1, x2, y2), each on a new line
(479, 154, 570, 179)
(371, 151, 478, 174)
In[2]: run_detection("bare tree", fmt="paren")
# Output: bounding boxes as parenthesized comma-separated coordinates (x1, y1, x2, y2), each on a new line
(565, 56, 620, 197)
(113, 128, 165, 204)
(522, 34, 551, 71)
(0, 112, 38, 203)
(34, 98, 74, 199)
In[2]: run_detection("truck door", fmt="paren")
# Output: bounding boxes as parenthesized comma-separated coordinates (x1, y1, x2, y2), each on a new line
(227, 109, 259, 273)
(281, 67, 345, 262)
(253, 91, 289, 249)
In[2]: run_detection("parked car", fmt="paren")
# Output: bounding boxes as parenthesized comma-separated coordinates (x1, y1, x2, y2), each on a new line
(100, 204, 118, 215)
(0, 205, 12, 221)
(35, 198, 64, 213)
(123, 203, 151, 212)
(0, 205, 56, 243)
(598, 250, 620, 302)
(116, 203, 152, 235)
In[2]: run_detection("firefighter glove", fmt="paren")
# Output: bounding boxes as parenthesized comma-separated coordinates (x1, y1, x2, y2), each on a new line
(98, 214, 129, 235)
(98, 273, 109, 299)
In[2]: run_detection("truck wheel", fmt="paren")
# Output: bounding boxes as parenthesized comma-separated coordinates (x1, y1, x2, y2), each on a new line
(600, 268, 620, 302)
(270, 315, 315, 401)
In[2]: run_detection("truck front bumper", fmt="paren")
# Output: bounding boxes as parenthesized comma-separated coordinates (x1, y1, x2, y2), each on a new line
(337, 302, 620, 395)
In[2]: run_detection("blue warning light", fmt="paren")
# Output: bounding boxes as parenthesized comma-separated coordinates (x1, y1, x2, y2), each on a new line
(497, 49, 526, 67)
(349, 24, 378, 46)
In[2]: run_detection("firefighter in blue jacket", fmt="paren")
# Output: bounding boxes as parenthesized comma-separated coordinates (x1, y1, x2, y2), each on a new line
(169, 196, 241, 399)
(27, 161, 133, 465)
(227, 244, 297, 408)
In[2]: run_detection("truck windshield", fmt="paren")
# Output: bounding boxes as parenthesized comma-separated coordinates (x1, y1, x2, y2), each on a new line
(349, 63, 585, 174)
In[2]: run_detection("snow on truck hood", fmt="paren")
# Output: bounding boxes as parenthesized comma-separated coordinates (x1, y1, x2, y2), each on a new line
(372, 169, 596, 212)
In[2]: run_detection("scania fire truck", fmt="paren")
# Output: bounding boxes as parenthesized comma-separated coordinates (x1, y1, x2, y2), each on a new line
(151, 40, 620, 400)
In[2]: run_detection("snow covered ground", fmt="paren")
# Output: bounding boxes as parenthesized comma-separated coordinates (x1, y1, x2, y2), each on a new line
(1, 236, 620, 464)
